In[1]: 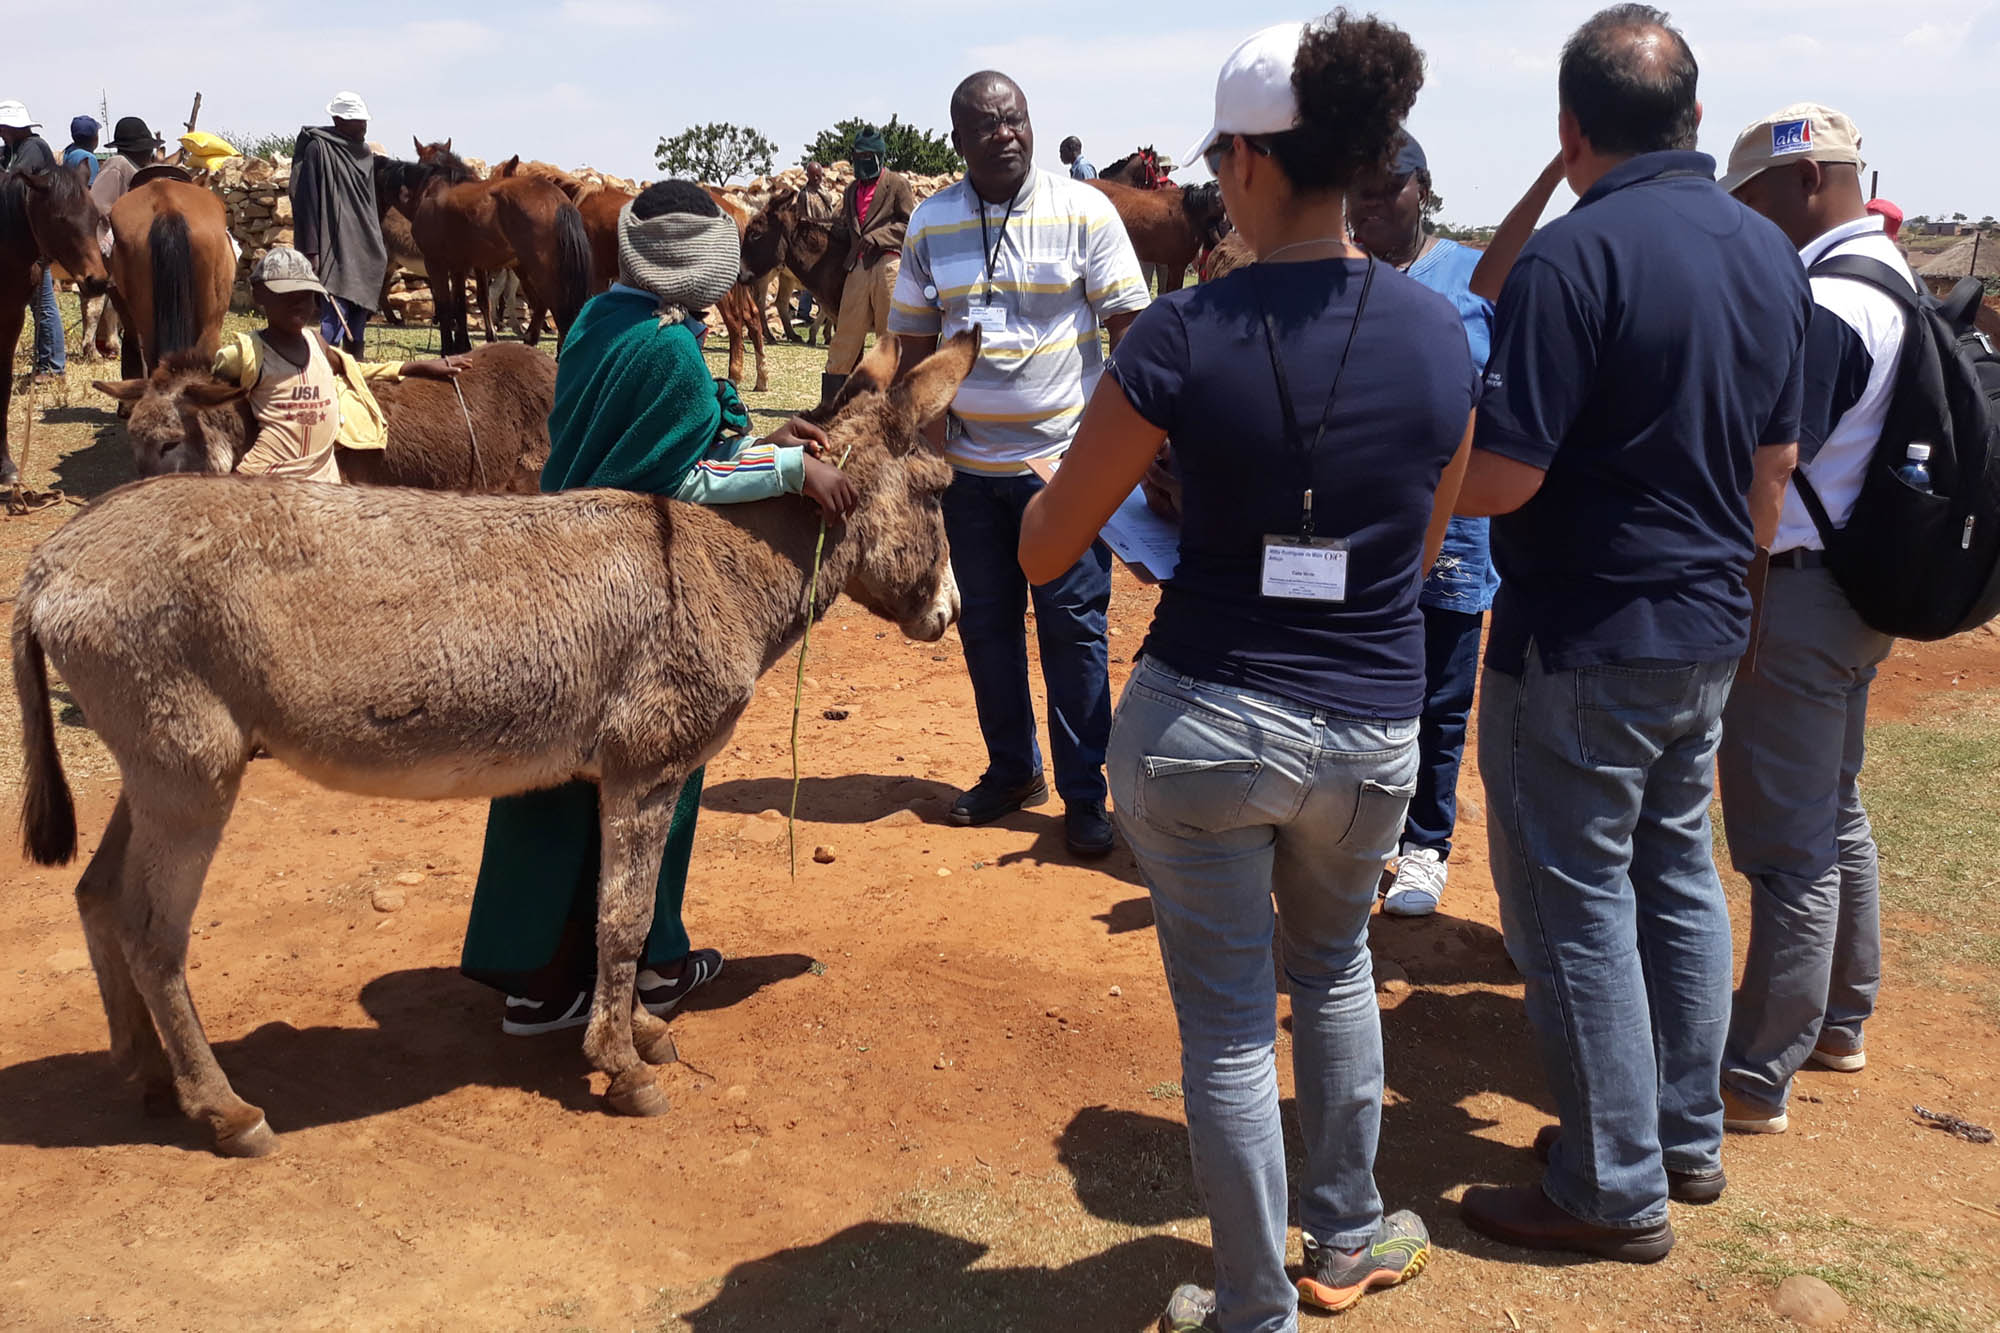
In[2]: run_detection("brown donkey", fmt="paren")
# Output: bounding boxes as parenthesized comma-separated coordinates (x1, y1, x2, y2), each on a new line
(91, 341, 556, 490)
(13, 332, 973, 1158)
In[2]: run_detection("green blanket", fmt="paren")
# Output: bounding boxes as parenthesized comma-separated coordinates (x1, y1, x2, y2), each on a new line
(461, 290, 740, 998)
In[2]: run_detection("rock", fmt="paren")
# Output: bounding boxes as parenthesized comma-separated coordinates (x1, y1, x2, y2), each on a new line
(812, 845, 837, 864)
(1772, 1275, 1848, 1328)
(724, 1084, 749, 1102)
(1108, 985, 1122, 998)
(272, 196, 293, 225)
(719, 1148, 753, 1168)
(822, 708, 850, 721)
(870, 808, 924, 829)
(393, 871, 425, 886)
(936, 866, 952, 878)
(370, 888, 405, 913)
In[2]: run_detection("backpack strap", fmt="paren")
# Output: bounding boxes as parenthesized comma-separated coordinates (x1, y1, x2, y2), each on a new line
(1790, 469, 1841, 550)
(1807, 253, 1924, 311)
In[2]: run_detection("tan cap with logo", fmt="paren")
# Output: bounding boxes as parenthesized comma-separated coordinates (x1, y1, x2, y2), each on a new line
(1719, 102, 1863, 195)
(250, 246, 328, 296)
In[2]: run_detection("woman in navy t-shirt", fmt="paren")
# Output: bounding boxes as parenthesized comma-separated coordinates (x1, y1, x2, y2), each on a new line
(1021, 15, 1474, 1333)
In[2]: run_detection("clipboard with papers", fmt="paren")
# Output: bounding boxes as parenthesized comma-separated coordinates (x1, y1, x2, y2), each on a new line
(1026, 456, 1182, 584)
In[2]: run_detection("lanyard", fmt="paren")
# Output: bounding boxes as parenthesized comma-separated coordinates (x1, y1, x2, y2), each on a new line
(1258, 256, 1375, 539)
(976, 182, 1023, 305)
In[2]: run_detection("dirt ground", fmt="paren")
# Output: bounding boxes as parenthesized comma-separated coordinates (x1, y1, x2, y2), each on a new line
(1, 334, 1997, 1332)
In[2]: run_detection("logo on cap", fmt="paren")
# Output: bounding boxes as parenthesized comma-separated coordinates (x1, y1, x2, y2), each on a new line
(1771, 119, 1812, 156)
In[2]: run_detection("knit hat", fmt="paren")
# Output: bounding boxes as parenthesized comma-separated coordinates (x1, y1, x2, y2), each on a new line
(852, 127, 887, 180)
(616, 199, 743, 324)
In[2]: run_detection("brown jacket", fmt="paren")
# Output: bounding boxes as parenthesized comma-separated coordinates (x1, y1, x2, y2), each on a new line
(837, 170, 915, 272)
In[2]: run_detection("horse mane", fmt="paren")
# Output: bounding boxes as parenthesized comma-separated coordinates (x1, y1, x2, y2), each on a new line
(0, 172, 28, 240)
(511, 159, 599, 202)
(416, 143, 479, 184)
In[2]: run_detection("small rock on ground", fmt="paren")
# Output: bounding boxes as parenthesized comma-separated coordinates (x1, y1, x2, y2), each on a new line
(813, 845, 837, 864)
(393, 871, 425, 886)
(1772, 1275, 1848, 1328)
(371, 889, 405, 913)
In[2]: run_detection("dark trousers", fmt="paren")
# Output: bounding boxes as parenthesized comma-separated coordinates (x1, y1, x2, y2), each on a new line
(942, 470, 1112, 805)
(319, 295, 370, 351)
(1401, 605, 1484, 859)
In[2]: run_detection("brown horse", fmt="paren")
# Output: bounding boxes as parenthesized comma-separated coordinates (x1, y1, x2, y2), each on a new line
(105, 179, 235, 376)
(1, 162, 110, 483)
(405, 141, 590, 357)
(706, 188, 769, 393)
(1086, 179, 1228, 294)
(1098, 146, 1171, 190)
(92, 342, 555, 491)
(495, 158, 628, 345)
(374, 156, 503, 344)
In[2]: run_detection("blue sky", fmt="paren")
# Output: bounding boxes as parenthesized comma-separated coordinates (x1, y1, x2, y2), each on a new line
(10, 0, 1997, 223)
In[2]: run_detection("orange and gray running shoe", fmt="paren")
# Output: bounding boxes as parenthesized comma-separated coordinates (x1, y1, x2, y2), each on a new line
(1297, 1210, 1433, 1313)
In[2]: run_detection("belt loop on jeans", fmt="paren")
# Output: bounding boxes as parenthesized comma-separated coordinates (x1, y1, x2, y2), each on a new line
(1771, 548, 1826, 569)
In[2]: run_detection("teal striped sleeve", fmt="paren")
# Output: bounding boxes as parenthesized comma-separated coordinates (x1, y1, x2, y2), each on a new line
(673, 439, 806, 506)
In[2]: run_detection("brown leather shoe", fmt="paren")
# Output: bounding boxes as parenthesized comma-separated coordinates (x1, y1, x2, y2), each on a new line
(1459, 1183, 1674, 1263)
(1531, 1123, 1725, 1205)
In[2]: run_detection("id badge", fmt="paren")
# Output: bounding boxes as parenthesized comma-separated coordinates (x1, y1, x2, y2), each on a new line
(1260, 536, 1349, 603)
(966, 304, 1006, 333)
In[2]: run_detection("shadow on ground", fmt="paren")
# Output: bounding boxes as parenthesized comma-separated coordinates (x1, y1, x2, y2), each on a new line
(703, 774, 957, 823)
(0, 956, 809, 1152)
(46, 411, 131, 500)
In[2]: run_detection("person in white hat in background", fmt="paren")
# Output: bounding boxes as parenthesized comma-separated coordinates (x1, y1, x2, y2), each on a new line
(1713, 104, 1912, 1137)
(1, 100, 68, 383)
(289, 92, 388, 351)
(1022, 12, 1474, 1330)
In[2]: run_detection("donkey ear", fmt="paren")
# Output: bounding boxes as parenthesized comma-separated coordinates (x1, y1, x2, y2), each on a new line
(92, 378, 148, 403)
(891, 330, 979, 431)
(413, 135, 425, 155)
(851, 331, 901, 393)
(184, 381, 249, 408)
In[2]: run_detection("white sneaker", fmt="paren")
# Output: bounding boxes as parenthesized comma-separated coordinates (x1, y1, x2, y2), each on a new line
(1383, 846, 1447, 917)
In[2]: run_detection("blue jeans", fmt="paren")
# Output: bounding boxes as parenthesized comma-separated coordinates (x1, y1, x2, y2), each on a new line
(1110, 659, 1418, 1333)
(1402, 605, 1484, 858)
(31, 265, 65, 373)
(320, 295, 370, 350)
(944, 469, 1111, 804)
(1480, 645, 1736, 1228)
(1720, 566, 1891, 1112)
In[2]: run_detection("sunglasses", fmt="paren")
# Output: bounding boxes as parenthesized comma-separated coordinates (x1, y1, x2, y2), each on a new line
(1203, 134, 1273, 175)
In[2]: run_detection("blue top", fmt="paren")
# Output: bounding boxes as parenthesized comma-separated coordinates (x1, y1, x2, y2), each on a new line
(1069, 158, 1097, 181)
(1406, 237, 1497, 614)
(1112, 258, 1478, 719)
(1475, 151, 1810, 673)
(61, 145, 99, 183)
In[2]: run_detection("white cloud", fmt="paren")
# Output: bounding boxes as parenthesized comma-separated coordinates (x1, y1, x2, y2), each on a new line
(556, 1, 683, 28)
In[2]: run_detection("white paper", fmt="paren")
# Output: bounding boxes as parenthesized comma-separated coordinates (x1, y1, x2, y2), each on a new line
(1026, 456, 1181, 581)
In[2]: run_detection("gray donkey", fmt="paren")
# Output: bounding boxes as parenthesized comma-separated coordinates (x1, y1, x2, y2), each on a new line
(14, 332, 974, 1157)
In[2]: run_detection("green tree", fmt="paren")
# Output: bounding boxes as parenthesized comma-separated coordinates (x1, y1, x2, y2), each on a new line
(1980, 215, 1997, 230)
(218, 129, 298, 160)
(1952, 211, 1968, 222)
(653, 122, 777, 184)
(1420, 189, 1445, 227)
(800, 116, 961, 175)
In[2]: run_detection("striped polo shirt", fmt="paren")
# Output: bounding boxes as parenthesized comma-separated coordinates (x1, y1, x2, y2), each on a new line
(889, 169, 1149, 474)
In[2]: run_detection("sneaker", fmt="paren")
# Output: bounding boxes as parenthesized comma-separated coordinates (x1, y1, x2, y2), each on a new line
(1722, 1087, 1789, 1134)
(501, 990, 591, 1036)
(637, 948, 724, 1016)
(1806, 1033, 1866, 1072)
(948, 773, 1050, 827)
(1382, 846, 1447, 917)
(1065, 802, 1116, 858)
(1156, 1284, 1217, 1333)
(1297, 1210, 1432, 1312)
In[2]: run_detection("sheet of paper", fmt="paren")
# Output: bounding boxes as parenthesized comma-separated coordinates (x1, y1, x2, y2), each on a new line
(1026, 457, 1181, 582)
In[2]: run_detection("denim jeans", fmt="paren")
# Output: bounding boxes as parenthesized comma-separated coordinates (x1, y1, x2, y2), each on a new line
(1480, 645, 1736, 1228)
(31, 265, 65, 373)
(1402, 605, 1484, 858)
(1110, 658, 1418, 1333)
(943, 469, 1112, 805)
(1720, 566, 1892, 1112)
(320, 295, 370, 350)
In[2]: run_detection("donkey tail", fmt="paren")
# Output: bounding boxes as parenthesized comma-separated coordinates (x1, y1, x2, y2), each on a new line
(149, 210, 197, 360)
(13, 607, 77, 867)
(552, 200, 590, 343)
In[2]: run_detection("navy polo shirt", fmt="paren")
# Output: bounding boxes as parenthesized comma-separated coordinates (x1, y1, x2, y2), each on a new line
(1475, 150, 1810, 674)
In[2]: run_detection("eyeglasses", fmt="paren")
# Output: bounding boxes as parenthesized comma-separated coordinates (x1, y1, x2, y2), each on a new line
(969, 112, 1030, 138)
(1202, 134, 1272, 175)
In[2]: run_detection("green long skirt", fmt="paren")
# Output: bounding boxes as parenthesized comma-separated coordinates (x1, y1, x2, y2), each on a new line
(459, 770, 705, 1001)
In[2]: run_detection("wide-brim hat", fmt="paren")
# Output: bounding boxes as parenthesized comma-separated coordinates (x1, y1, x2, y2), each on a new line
(110, 116, 160, 154)
(0, 100, 41, 131)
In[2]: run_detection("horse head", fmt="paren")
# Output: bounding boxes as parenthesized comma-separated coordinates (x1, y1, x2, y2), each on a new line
(11, 160, 109, 290)
(93, 353, 253, 477)
(802, 332, 980, 643)
(1182, 182, 1229, 247)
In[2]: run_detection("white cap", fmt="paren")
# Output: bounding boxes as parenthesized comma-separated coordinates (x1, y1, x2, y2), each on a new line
(0, 100, 41, 131)
(326, 91, 370, 122)
(1182, 22, 1305, 170)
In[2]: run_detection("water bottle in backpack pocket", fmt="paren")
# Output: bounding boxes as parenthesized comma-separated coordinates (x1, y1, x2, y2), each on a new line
(1894, 443, 1932, 493)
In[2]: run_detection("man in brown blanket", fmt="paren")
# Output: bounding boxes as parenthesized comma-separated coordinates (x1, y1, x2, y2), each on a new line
(820, 127, 914, 403)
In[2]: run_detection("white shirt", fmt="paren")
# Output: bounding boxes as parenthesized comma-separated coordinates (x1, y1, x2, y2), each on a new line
(1777, 216, 1917, 554)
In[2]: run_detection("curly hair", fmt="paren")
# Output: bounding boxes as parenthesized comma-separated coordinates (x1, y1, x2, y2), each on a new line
(1262, 10, 1426, 194)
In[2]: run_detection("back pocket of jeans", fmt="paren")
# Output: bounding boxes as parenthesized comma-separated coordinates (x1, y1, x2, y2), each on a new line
(1338, 778, 1418, 856)
(1574, 661, 1698, 769)
(1134, 756, 1262, 835)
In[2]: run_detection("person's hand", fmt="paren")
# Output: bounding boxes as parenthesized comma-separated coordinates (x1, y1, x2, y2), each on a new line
(402, 356, 464, 380)
(801, 456, 859, 519)
(765, 415, 831, 454)
(1142, 444, 1183, 523)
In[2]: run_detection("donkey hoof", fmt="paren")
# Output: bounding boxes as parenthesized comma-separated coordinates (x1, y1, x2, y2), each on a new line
(606, 1073, 670, 1118)
(636, 1028, 679, 1067)
(216, 1116, 278, 1158)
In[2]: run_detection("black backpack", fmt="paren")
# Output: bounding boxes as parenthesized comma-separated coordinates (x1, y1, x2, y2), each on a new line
(1793, 255, 2000, 640)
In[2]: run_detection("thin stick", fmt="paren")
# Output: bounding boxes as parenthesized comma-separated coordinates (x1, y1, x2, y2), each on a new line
(789, 444, 851, 878)
(450, 372, 483, 489)
(1954, 1197, 2000, 1222)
